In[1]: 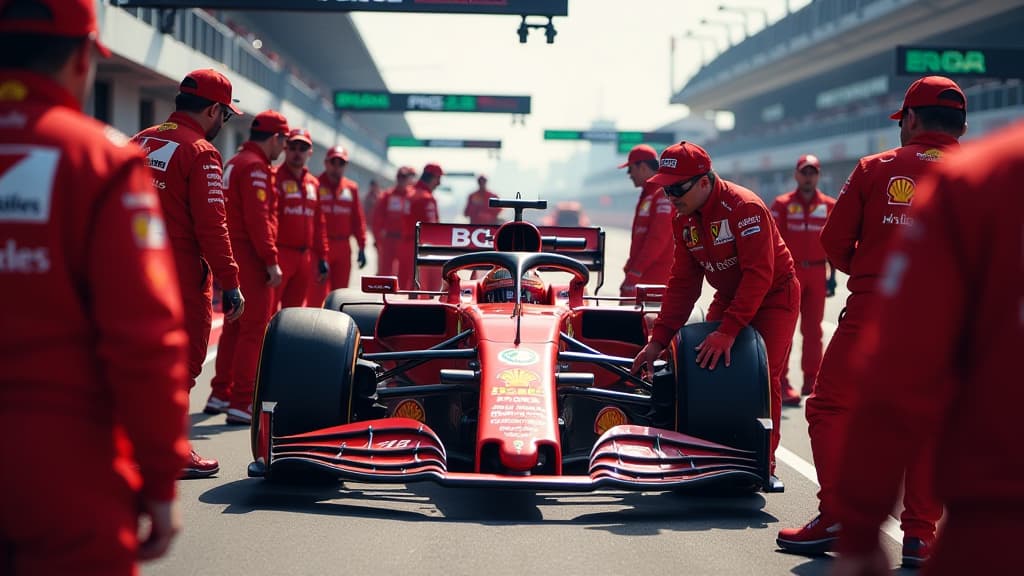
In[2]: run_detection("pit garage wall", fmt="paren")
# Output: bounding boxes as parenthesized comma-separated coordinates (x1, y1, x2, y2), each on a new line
(93, 3, 392, 185)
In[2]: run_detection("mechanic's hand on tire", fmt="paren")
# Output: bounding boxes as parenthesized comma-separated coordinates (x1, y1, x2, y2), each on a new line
(632, 340, 665, 377)
(265, 264, 283, 287)
(137, 499, 181, 562)
(222, 287, 245, 322)
(695, 330, 735, 370)
(357, 249, 367, 269)
(317, 258, 329, 283)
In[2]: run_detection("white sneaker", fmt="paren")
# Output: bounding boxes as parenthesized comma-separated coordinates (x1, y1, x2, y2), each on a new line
(203, 394, 230, 415)
(225, 405, 252, 425)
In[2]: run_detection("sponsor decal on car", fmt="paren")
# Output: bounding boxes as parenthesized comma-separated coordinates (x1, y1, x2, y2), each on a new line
(594, 406, 628, 436)
(887, 176, 915, 206)
(451, 227, 494, 248)
(492, 368, 542, 396)
(498, 348, 539, 365)
(392, 399, 426, 423)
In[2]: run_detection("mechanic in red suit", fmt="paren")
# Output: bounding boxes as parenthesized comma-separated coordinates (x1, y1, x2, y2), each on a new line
(407, 163, 443, 290)
(273, 128, 328, 308)
(307, 145, 367, 306)
(769, 154, 836, 406)
(133, 68, 245, 479)
(778, 76, 967, 565)
(832, 121, 1024, 576)
(463, 174, 502, 224)
(631, 142, 799, 471)
(373, 166, 415, 278)
(364, 178, 382, 246)
(618, 144, 675, 298)
(209, 110, 290, 425)
(0, 0, 188, 570)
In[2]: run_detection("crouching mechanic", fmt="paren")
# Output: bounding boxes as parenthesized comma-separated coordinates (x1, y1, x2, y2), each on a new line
(631, 142, 799, 471)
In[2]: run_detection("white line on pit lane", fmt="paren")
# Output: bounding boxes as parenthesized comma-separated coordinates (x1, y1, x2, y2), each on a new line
(201, 317, 224, 366)
(776, 446, 903, 544)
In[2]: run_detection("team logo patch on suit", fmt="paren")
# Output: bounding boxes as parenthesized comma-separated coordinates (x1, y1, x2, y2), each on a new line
(340, 187, 353, 201)
(810, 204, 828, 218)
(318, 186, 331, 199)
(0, 146, 59, 223)
(638, 199, 651, 216)
(787, 203, 803, 216)
(156, 122, 178, 132)
(305, 182, 317, 200)
(916, 148, 942, 162)
(256, 188, 267, 203)
(131, 212, 167, 249)
(283, 180, 299, 197)
(682, 225, 701, 248)
(887, 176, 915, 206)
(741, 226, 761, 237)
(710, 219, 734, 245)
(138, 137, 179, 172)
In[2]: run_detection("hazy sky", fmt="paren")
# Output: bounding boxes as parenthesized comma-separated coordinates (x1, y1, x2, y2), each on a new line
(352, 0, 809, 184)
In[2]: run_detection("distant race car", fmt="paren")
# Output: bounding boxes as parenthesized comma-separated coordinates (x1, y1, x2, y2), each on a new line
(247, 199, 781, 495)
(541, 200, 590, 227)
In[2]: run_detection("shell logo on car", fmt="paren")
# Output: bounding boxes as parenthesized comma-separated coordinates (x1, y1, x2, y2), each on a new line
(392, 399, 426, 423)
(492, 369, 542, 396)
(886, 176, 915, 206)
(594, 406, 628, 435)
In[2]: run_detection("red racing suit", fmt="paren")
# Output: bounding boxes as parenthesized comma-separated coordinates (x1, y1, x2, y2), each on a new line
(651, 178, 799, 464)
(373, 184, 410, 279)
(0, 70, 189, 575)
(307, 173, 365, 305)
(770, 188, 834, 391)
(809, 132, 959, 537)
(621, 181, 675, 296)
(133, 112, 239, 391)
(212, 142, 278, 411)
(274, 165, 326, 308)
(463, 188, 501, 224)
(408, 181, 440, 290)
(835, 123, 1024, 574)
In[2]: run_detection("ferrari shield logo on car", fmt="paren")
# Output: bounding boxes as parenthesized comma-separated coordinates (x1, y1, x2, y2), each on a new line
(594, 406, 628, 436)
(887, 176, 915, 206)
(392, 399, 426, 423)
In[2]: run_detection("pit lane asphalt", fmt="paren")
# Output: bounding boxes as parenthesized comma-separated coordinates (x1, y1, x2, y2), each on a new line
(143, 226, 917, 576)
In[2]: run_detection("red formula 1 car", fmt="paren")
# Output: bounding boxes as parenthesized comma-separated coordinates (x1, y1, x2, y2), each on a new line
(247, 199, 782, 494)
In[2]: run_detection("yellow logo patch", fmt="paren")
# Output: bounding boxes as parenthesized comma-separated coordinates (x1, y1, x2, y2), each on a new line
(156, 122, 178, 132)
(392, 399, 426, 423)
(886, 176, 915, 206)
(0, 80, 28, 101)
(492, 369, 542, 396)
(594, 406, 628, 436)
(256, 188, 267, 202)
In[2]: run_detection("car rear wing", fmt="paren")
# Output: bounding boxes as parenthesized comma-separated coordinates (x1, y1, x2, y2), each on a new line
(415, 222, 605, 293)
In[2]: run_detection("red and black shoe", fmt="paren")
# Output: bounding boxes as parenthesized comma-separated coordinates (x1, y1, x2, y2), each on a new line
(902, 536, 933, 568)
(777, 514, 841, 556)
(180, 449, 219, 479)
(782, 385, 802, 407)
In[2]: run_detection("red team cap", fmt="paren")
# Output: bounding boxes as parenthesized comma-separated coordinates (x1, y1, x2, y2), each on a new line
(286, 128, 313, 146)
(179, 69, 243, 115)
(646, 142, 712, 187)
(617, 144, 658, 169)
(251, 110, 289, 134)
(796, 154, 821, 171)
(0, 0, 112, 57)
(423, 163, 444, 177)
(325, 146, 349, 162)
(890, 76, 967, 120)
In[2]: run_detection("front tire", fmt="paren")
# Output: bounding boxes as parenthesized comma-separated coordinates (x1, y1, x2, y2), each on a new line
(251, 308, 359, 470)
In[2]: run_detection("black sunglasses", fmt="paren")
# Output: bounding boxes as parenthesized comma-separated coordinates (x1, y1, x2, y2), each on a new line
(663, 173, 707, 198)
(221, 104, 234, 124)
(287, 143, 311, 152)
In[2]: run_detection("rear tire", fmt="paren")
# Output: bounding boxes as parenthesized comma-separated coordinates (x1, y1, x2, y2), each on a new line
(252, 308, 359, 481)
(323, 288, 382, 338)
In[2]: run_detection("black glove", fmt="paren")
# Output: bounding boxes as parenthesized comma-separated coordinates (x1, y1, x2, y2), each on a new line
(222, 287, 243, 315)
(357, 249, 367, 269)
(825, 275, 837, 298)
(318, 258, 330, 277)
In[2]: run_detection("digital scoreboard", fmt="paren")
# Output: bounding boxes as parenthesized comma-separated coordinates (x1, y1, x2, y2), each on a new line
(335, 91, 531, 114)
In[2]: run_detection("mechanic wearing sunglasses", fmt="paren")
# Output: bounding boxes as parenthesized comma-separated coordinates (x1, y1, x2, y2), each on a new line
(632, 141, 799, 475)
